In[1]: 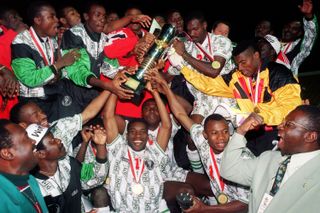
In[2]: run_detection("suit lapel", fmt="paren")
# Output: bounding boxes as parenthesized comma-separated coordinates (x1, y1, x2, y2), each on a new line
(265, 153, 320, 212)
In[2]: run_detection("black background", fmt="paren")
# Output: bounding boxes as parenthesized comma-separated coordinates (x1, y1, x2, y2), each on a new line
(4, 0, 319, 72)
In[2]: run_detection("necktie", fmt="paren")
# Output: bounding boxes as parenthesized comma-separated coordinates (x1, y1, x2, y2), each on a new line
(270, 156, 291, 196)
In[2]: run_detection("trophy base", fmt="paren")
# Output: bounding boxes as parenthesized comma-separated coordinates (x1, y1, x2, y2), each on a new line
(122, 76, 145, 106)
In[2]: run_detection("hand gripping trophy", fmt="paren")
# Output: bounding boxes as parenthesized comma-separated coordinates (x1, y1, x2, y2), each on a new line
(122, 24, 176, 105)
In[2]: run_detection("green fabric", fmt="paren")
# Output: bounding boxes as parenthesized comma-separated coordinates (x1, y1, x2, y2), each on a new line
(12, 57, 53, 87)
(104, 56, 120, 68)
(80, 162, 95, 181)
(62, 48, 96, 87)
(0, 174, 49, 213)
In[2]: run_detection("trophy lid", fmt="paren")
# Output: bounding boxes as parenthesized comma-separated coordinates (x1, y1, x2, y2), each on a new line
(158, 24, 176, 43)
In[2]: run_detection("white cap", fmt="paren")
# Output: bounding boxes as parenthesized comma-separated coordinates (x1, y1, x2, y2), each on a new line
(264, 34, 281, 54)
(26, 124, 49, 145)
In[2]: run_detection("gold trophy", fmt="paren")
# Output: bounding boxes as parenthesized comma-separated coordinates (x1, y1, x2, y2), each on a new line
(123, 24, 176, 105)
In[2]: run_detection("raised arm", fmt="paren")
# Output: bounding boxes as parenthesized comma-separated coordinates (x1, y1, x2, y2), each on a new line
(0, 65, 19, 98)
(147, 70, 195, 132)
(75, 126, 92, 162)
(172, 38, 231, 78)
(81, 91, 110, 125)
(103, 93, 119, 144)
(104, 14, 151, 34)
(146, 80, 171, 151)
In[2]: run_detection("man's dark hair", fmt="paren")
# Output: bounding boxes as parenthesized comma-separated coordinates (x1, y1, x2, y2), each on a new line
(204, 113, 227, 129)
(82, 1, 105, 14)
(10, 101, 32, 124)
(127, 119, 148, 131)
(142, 98, 156, 111)
(212, 20, 231, 31)
(185, 11, 206, 25)
(0, 7, 12, 20)
(232, 39, 258, 57)
(0, 119, 13, 149)
(91, 186, 109, 208)
(166, 9, 182, 21)
(27, 1, 53, 25)
(57, 4, 74, 19)
(295, 105, 320, 144)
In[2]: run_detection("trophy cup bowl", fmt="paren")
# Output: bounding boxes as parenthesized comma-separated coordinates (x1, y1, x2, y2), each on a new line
(122, 24, 176, 105)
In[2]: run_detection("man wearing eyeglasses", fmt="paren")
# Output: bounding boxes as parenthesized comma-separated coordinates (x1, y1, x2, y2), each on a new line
(221, 105, 320, 213)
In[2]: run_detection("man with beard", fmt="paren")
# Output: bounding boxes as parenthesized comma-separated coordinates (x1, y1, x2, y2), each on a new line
(11, 1, 81, 122)
(0, 119, 48, 212)
(221, 105, 320, 213)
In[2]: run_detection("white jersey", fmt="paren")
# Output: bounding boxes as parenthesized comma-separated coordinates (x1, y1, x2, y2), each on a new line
(170, 33, 237, 117)
(147, 115, 180, 166)
(190, 124, 251, 204)
(106, 135, 169, 213)
(51, 113, 82, 156)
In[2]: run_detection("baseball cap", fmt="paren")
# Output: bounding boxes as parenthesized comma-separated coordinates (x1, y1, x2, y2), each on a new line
(264, 34, 281, 54)
(26, 123, 55, 150)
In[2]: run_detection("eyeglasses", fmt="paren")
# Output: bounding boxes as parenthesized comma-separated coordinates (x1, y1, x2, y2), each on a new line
(281, 120, 318, 132)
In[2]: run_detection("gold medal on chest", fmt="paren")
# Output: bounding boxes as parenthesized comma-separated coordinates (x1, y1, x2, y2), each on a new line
(254, 106, 260, 113)
(217, 192, 228, 204)
(211, 61, 221, 69)
(105, 177, 111, 185)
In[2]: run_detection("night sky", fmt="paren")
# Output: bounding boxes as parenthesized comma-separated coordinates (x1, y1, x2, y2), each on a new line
(3, 0, 320, 72)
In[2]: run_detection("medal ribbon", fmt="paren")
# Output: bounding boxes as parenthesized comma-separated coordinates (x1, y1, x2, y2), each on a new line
(209, 148, 225, 192)
(282, 42, 292, 54)
(29, 27, 54, 65)
(183, 32, 214, 62)
(90, 142, 97, 156)
(128, 149, 145, 183)
(247, 68, 262, 108)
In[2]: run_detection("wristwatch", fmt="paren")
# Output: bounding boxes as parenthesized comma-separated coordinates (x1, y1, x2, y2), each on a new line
(211, 60, 221, 69)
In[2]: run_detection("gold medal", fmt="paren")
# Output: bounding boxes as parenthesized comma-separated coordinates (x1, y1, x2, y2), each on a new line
(254, 106, 260, 113)
(105, 177, 111, 185)
(217, 192, 228, 204)
(211, 61, 221, 69)
(132, 183, 144, 195)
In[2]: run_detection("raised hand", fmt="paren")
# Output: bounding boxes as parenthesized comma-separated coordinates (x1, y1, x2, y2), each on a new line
(0, 66, 19, 98)
(172, 39, 187, 56)
(110, 70, 134, 99)
(81, 126, 93, 144)
(91, 125, 107, 145)
(237, 113, 264, 135)
(144, 68, 168, 94)
(132, 14, 152, 28)
(56, 49, 81, 69)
